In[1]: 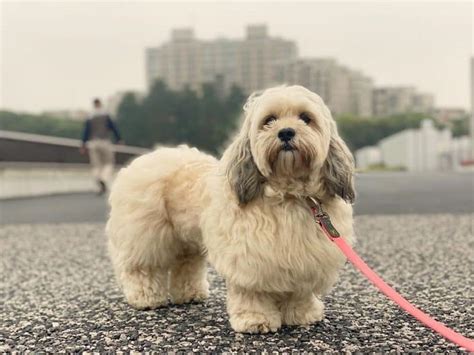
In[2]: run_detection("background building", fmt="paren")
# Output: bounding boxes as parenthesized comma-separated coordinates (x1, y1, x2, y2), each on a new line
(471, 57, 474, 160)
(146, 24, 438, 119)
(146, 25, 296, 95)
(237, 25, 297, 94)
(373, 87, 434, 117)
(279, 58, 373, 116)
(146, 29, 203, 92)
(433, 107, 468, 124)
(355, 119, 471, 172)
(349, 70, 374, 117)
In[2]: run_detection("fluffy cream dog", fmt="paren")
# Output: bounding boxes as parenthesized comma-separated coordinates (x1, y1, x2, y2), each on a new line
(106, 85, 355, 333)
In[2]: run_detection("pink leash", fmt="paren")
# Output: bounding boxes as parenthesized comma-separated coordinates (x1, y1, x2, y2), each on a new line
(307, 197, 474, 352)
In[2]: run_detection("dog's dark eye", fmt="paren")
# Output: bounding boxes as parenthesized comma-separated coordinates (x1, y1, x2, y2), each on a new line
(263, 115, 277, 126)
(299, 112, 311, 124)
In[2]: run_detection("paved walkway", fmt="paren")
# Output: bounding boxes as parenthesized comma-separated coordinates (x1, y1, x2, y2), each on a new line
(1, 214, 472, 352)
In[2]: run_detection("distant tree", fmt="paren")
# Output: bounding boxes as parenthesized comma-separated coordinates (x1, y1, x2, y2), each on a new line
(115, 80, 246, 154)
(450, 116, 469, 137)
(116, 93, 146, 145)
(0, 110, 82, 139)
(225, 85, 247, 129)
(174, 86, 201, 144)
(6, 84, 453, 155)
(336, 113, 443, 151)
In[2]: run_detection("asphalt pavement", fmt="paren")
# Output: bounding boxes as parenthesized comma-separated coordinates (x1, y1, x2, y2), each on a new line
(1, 215, 473, 352)
(1, 172, 473, 224)
(1, 172, 473, 352)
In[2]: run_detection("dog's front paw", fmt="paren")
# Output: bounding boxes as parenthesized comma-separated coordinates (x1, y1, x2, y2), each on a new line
(123, 284, 168, 310)
(230, 311, 281, 333)
(169, 284, 209, 305)
(282, 296, 324, 325)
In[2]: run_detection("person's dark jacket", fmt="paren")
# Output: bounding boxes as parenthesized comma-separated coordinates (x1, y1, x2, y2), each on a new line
(81, 113, 121, 143)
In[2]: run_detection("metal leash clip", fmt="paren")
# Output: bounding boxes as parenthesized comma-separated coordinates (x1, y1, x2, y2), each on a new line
(306, 196, 341, 239)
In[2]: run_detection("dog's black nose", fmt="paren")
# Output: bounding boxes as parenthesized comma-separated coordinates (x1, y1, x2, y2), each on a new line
(278, 128, 296, 142)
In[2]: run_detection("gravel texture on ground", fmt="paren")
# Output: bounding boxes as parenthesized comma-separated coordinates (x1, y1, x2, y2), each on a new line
(1, 214, 473, 352)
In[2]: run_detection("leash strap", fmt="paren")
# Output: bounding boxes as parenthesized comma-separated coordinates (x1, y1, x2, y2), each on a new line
(307, 197, 474, 352)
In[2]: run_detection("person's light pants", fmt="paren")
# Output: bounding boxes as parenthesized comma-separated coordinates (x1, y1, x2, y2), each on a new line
(87, 139, 115, 184)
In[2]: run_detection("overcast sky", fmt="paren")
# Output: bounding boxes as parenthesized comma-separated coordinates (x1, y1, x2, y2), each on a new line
(1, 0, 472, 113)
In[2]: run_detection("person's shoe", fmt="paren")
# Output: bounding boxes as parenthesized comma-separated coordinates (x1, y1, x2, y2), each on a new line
(97, 180, 107, 196)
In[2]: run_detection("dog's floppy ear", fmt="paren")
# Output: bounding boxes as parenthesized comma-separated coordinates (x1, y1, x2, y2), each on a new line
(223, 92, 265, 205)
(321, 123, 355, 203)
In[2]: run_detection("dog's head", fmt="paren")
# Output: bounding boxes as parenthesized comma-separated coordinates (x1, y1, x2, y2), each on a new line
(223, 85, 355, 205)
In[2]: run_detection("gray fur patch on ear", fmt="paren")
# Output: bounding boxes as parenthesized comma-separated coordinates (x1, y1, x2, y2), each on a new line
(226, 137, 264, 205)
(322, 136, 356, 203)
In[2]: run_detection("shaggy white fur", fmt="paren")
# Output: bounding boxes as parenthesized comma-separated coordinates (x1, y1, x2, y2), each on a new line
(106, 85, 355, 333)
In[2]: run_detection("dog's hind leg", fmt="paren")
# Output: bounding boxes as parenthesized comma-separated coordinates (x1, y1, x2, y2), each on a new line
(107, 218, 178, 310)
(169, 252, 209, 304)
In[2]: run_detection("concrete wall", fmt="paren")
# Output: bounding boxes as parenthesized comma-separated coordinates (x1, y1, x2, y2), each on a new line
(378, 122, 453, 172)
(0, 163, 96, 199)
(0, 130, 149, 199)
(0, 130, 147, 164)
(356, 119, 470, 172)
(355, 146, 381, 169)
(379, 129, 415, 170)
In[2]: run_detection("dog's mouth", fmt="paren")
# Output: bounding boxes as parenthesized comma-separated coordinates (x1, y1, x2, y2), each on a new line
(280, 142, 296, 152)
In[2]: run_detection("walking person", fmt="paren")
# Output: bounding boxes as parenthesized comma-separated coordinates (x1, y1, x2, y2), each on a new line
(80, 98, 122, 195)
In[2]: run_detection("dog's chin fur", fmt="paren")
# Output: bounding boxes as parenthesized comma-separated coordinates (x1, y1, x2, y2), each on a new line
(272, 149, 308, 178)
(106, 85, 355, 334)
